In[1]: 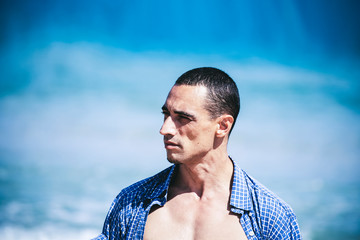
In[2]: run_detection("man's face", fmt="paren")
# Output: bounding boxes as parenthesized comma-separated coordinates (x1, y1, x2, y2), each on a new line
(160, 85, 218, 164)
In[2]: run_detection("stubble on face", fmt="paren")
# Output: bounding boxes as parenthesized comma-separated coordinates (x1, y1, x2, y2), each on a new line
(160, 85, 216, 165)
(167, 156, 180, 164)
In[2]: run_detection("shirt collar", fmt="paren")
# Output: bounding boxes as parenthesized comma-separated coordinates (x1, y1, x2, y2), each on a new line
(229, 159, 253, 212)
(144, 159, 253, 212)
(145, 164, 177, 200)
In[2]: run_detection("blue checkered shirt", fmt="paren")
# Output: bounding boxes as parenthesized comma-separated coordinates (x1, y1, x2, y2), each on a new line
(93, 160, 301, 239)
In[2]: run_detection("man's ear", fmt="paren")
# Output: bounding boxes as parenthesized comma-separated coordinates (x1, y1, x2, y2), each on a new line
(216, 115, 234, 137)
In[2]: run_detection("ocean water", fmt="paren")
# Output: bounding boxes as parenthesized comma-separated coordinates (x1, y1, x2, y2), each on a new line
(0, 43, 359, 239)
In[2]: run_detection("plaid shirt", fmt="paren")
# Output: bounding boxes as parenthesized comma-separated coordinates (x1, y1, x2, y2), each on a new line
(93, 160, 301, 240)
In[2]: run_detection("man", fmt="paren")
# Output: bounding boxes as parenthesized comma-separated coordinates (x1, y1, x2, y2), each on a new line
(93, 67, 301, 240)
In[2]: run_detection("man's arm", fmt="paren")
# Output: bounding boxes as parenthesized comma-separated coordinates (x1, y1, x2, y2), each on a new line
(267, 208, 302, 239)
(91, 233, 108, 240)
(289, 213, 302, 240)
(92, 196, 118, 240)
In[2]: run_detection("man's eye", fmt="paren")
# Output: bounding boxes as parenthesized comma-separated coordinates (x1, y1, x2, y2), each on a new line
(178, 115, 192, 122)
(180, 115, 190, 120)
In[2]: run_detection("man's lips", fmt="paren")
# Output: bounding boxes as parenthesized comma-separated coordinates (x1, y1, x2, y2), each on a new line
(164, 141, 180, 149)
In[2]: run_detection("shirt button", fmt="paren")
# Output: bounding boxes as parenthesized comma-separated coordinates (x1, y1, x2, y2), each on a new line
(249, 212, 253, 217)
(249, 231, 255, 237)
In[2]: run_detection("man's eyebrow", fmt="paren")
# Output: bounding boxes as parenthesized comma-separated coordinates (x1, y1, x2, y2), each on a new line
(174, 110, 196, 119)
(161, 105, 196, 119)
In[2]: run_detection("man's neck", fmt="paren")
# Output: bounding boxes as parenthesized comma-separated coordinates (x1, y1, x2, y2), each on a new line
(171, 154, 234, 199)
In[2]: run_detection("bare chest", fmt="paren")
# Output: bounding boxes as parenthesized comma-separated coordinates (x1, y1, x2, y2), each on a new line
(143, 197, 248, 240)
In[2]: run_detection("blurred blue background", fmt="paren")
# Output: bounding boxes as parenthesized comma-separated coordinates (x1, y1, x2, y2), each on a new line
(1, 0, 359, 239)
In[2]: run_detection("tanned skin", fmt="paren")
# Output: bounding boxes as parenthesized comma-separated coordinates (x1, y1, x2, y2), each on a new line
(143, 85, 248, 240)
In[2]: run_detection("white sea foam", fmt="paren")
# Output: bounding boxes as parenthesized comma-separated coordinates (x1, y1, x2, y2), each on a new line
(0, 42, 359, 239)
(0, 224, 99, 240)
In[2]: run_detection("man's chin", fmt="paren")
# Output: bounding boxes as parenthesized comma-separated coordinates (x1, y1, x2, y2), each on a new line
(166, 154, 182, 164)
(167, 157, 180, 164)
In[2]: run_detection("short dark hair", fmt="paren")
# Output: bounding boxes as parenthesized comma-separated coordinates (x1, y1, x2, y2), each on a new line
(175, 67, 240, 134)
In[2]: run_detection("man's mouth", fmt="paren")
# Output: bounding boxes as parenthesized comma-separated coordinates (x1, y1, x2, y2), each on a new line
(164, 141, 180, 149)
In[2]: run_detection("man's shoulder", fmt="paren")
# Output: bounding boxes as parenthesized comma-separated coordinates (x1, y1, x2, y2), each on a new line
(113, 165, 174, 205)
(242, 169, 297, 219)
(241, 170, 301, 238)
(99, 165, 176, 239)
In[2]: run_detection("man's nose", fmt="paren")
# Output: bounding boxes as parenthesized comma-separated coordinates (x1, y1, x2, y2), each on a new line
(160, 116, 176, 136)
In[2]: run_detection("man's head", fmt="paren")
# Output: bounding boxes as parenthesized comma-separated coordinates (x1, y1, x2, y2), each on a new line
(175, 67, 240, 134)
(160, 67, 240, 164)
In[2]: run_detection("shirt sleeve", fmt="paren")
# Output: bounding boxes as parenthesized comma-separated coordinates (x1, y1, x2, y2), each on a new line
(263, 200, 302, 240)
(289, 213, 302, 240)
(91, 233, 108, 240)
(94, 192, 124, 240)
(269, 210, 302, 240)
